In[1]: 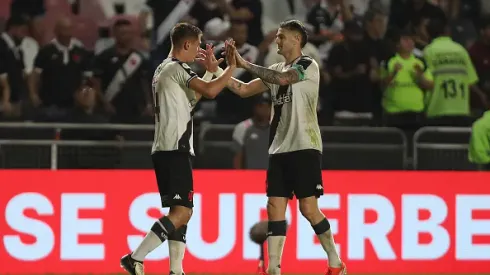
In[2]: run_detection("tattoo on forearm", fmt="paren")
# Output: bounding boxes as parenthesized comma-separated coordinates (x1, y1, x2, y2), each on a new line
(228, 79, 244, 94)
(243, 62, 299, 85)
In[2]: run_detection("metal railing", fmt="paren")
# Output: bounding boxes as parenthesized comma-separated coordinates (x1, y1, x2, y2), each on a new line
(0, 139, 152, 170)
(0, 122, 154, 170)
(199, 124, 408, 169)
(413, 127, 472, 170)
(0, 122, 479, 170)
(0, 122, 154, 130)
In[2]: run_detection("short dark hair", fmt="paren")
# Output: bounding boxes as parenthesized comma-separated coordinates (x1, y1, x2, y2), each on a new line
(6, 16, 28, 30)
(279, 19, 308, 48)
(390, 29, 413, 45)
(427, 18, 448, 39)
(170, 23, 202, 47)
(113, 19, 132, 30)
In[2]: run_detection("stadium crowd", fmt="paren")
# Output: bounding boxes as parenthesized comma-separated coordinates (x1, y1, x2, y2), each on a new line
(0, 0, 489, 169)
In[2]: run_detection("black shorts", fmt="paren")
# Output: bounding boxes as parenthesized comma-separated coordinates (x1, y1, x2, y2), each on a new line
(266, 149, 323, 199)
(152, 151, 194, 208)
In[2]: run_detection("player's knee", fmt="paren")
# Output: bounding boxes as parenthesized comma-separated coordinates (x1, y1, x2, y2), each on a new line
(299, 198, 322, 223)
(168, 206, 193, 227)
(267, 197, 287, 220)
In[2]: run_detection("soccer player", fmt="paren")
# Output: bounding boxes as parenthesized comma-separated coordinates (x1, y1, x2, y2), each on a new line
(120, 23, 236, 275)
(424, 18, 487, 126)
(216, 20, 346, 275)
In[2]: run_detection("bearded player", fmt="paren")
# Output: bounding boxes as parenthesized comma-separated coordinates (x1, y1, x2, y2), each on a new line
(120, 23, 236, 275)
(215, 20, 346, 275)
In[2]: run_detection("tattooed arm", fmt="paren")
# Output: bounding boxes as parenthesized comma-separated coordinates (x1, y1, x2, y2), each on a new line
(240, 61, 303, 86)
(226, 77, 269, 98)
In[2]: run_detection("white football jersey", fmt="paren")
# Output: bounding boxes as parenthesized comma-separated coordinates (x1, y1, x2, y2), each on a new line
(151, 58, 198, 155)
(266, 55, 322, 154)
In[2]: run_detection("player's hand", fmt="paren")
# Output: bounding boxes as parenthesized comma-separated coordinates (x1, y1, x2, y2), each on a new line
(196, 44, 224, 73)
(413, 64, 424, 76)
(394, 63, 403, 72)
(225, 39, 237, 67)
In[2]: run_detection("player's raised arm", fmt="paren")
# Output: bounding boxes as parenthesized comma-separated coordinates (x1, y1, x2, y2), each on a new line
(240, 61, 302, 86)
(235, 49, 307, 86)
(210, 43, 269, 98)
(188, 40, 236, 99)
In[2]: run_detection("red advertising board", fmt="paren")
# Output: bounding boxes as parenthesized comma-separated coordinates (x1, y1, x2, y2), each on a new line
(1, 170, 490, 274)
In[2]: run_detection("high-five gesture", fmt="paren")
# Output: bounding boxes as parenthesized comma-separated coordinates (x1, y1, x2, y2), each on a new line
(196, 43, 224, 73)
(224, 39, 237, 67)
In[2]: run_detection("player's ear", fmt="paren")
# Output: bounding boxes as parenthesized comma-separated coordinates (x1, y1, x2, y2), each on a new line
(295, 33, 301, 45)
(183, 40, 190, 51)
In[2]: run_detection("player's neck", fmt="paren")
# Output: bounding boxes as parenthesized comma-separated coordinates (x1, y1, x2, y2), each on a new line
(169, 49, 187, 63)
(283, 50, 302, 65)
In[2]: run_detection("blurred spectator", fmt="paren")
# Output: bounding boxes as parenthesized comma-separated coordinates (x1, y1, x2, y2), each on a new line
(362, 9, 390, 124)
(411, 16, 430, 57)
(93, 19, 152, 124)
(64, 86, 112, 129)
(389, 0, 446, 31)
(61, 85, 122, 169)
(447, 0, 478, 49)
(203, 17, 230, 41)
(325, 20, 373, 122)
(231, 92, 271, 169)
(214, 20, 259, 123)
(95, 26, 115, 55)
(306, 0, 353, 61)
(448, 0, 481, 28)
(469, 17, 490, 114)
(468, 110, 490, 171)
(28, 17, 92, 121)
(215, 20, 259, 79)
(147, 0, 196, 66)
(424, 18, 484, 126)
(10, 0, 45, 44)
(363, 9, 389, 61)
(0, 16, 30, 119)
(190, 0, 225, 31)
(220, 0, 264, 46)
(381, 30, 431, 130)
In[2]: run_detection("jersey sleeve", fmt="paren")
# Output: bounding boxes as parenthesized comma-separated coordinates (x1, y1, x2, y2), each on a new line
(290, 56, 315, 81)
(172, 62, 198, 88)
(464, 51, 479, 85)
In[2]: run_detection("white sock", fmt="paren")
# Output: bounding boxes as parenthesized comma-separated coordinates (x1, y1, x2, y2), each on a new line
(267, 236, 285, 275)
(169, 240, 186, 274)
(317, 230, 342, 268)
(132, 231, 163, 262)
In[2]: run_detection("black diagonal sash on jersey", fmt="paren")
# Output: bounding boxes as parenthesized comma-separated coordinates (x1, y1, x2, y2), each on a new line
(269, 84, 289, 146)
(269, 56, 313, 147)
(104, 52, 143, 102)
(174, 59, 198, 154)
